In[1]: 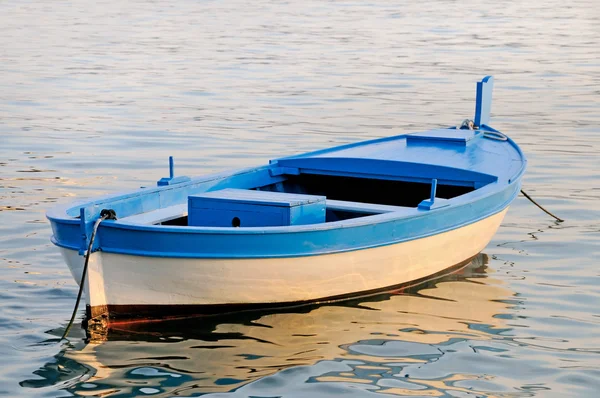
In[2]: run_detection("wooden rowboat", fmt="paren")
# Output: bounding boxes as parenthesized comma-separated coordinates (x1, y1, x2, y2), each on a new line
(47, 76, 526, 323)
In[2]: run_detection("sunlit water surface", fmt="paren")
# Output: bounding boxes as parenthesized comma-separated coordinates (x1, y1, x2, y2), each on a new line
(1, 0, 599, 397)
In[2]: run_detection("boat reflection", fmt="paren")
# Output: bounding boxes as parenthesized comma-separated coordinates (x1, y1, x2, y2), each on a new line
(22, 253, 516, 397)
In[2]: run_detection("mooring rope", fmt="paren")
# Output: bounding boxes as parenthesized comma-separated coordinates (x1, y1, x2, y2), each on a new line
(61, 209, 116, 340)
(521, 189, 564, 222)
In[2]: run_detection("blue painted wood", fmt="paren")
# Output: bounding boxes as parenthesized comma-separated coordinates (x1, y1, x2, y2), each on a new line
(417, 179, 450, 210)
(276, 157, 498, 186)
(79, 207, 89, 255)
(191, 188, 324, 207)
(188, 189, 326, 227)
(406, 129, 481, 146)
(474, 76, 494, 127)
(430, 179, 438, 201)
(190, 207, 284, 228)
(325, 200, 410, 214)
(157, 156, 192, 186)
(119, 204, 188, 225)
(418, 198, 450, 211)
(269, 167, 300, 177)
(57, 164, 286, 225)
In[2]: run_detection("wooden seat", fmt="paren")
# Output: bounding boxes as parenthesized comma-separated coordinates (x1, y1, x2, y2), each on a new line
(325, 199, 411, 214)
(118, 203, 187, 225)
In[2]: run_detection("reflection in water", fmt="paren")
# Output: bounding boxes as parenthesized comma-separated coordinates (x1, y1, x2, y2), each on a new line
(22, 253, 524, 396)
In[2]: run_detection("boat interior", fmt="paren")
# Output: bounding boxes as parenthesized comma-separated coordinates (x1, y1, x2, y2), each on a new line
(69, 153, 499, 229)
(150, 176, 476, 227)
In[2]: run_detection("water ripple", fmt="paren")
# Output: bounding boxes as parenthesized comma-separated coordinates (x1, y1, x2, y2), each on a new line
(1, 0, 599, 396)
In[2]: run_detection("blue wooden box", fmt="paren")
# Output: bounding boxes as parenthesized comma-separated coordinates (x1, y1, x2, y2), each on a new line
(188, 188, 326, 228)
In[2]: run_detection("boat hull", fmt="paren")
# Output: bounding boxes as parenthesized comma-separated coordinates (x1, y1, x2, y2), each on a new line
(60, 208, 508, 321)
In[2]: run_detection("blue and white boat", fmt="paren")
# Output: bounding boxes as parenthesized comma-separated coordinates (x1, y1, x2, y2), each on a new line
(47, 76, 526, 322)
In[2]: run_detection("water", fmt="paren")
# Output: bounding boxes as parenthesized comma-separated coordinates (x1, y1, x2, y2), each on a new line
(1, 0, 599, 396)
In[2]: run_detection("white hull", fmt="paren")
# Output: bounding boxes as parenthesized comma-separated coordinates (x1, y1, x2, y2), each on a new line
(60, 209, 507, 318)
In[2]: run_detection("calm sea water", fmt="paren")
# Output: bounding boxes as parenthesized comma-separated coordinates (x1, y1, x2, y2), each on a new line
(1, 0, 599, 396)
